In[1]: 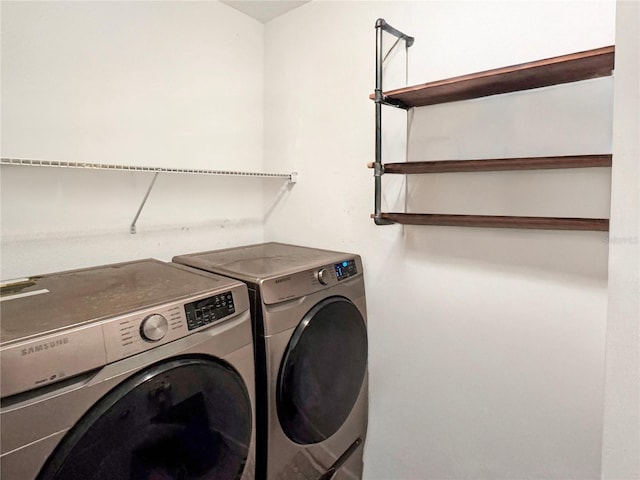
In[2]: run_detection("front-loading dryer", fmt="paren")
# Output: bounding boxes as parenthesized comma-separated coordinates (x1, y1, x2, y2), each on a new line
(0, 259, 255, 480)
(173, 243, 368, 480)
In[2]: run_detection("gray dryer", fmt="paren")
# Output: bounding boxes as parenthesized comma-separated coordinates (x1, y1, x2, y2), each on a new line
(174, 243, 369, 480)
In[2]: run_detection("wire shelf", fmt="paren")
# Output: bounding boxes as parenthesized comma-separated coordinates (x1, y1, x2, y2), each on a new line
(1, 157, 297, 234)
(1, 158, 296, 180)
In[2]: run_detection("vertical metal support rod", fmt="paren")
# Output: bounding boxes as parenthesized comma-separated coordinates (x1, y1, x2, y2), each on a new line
(373, 24, 382, 221)
(374, 21, 395, 225)
(373, 19, 414, 226)
(130, 172, 160, 234)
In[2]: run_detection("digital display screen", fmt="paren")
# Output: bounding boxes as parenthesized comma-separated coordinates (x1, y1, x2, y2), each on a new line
(184, 291, 235, 331)
(334, 259, 357, 281)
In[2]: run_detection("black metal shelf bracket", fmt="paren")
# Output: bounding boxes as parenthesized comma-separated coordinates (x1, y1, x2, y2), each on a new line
(373, 18, 414, 225)
(376, 18, 415, 47)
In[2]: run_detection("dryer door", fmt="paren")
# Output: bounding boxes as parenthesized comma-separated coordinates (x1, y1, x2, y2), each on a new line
(277, 297, 368, 445)
(37, 356, 252, 480)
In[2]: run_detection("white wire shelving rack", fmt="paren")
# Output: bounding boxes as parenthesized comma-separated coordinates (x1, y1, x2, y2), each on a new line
(1, 157, 298, 233)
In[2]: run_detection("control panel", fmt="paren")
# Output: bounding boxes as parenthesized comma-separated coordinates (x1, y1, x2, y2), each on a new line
(102, 286, 245, 365)
(334, 259, 358, 281)
(260, 256, 363, 305)
(184, 291, 235, 331)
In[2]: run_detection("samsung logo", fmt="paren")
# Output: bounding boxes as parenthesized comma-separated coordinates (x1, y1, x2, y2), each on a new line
(275, 277, 292, 284)
(21, 338, 69, 356)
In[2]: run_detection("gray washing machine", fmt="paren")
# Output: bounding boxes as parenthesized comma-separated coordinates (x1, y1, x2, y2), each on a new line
(173, 243, 368, 480)
(0, 259, 255, 480)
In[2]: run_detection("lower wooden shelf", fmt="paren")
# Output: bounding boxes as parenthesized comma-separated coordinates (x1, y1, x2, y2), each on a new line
(377, 213, 609, 231)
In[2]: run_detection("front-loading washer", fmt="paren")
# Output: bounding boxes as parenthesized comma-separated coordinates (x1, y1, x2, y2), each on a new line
(0, 259, 255, 480)
(173, 243, 368, 480)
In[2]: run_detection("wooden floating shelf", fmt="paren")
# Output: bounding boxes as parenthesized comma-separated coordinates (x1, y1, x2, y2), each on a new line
(377, 213, 609, 232)
(372, 45, 615, 108)
(379, 154, 612, 174)
(370, 33, 614, 231)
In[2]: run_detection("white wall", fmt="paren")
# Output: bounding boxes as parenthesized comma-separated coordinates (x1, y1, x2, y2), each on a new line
(601, 1, 640, 478)
(1, 1, 274, 279)
(2, 1, 262, 170)
(263, 2, 616, 479)
(2, 1, 635, 479)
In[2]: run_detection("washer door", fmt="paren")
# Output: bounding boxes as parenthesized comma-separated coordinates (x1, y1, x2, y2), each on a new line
(37, 356, 252, 480)
(277, 297, 368, 445)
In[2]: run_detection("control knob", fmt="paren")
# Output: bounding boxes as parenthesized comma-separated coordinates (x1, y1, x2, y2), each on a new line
(316, 268, 330, 285)
(140, 314, 169, 342)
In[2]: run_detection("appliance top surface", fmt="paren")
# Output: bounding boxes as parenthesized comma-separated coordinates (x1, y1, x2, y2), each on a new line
(0, 259, 238, 345)
(174, 242, 357, 283)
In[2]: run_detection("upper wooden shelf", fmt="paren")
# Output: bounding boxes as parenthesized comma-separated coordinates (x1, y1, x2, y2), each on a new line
(373, 45, 615, 108)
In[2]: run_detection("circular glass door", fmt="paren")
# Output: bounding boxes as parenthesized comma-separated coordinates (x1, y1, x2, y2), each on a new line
(37, 356, 252, 480)
(277, 297, 368, 445)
